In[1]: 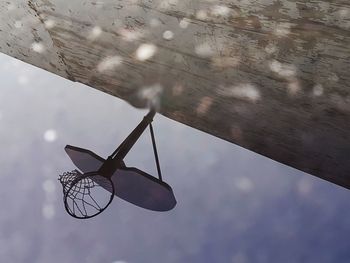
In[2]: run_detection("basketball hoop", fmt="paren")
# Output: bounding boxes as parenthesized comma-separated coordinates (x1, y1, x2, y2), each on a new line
(58, 109, 176, 219)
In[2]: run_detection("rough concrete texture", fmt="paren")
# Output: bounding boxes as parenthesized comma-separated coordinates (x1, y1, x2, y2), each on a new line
(0, 1, 349, 188)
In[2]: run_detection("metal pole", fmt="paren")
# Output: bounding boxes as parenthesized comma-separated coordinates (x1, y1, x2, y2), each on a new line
(110, 109, 156, 161)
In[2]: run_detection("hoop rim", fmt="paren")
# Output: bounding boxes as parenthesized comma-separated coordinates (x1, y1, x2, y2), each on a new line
(63, 171, 115, 219)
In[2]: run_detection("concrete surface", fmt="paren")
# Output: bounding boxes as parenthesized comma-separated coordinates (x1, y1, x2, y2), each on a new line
(0, 0, 349, 188)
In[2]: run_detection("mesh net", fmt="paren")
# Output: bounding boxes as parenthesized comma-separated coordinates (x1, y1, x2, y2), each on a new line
(58, 170, 114, 218)
(59, 170, 81, 195)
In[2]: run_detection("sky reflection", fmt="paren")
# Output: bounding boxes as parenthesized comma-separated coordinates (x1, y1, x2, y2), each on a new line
(0, 54, 350, 262)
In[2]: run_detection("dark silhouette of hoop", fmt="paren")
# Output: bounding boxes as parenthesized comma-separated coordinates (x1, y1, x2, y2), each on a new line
(59, 109, 176, 219)
(64, 146, 177, 212)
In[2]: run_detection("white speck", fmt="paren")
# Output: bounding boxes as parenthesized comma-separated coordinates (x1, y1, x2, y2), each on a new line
(196, 10, 208, 20)
(31, 42, 45, 53)
(138, 84, 163, 108)
(118, 29, 143, 42)
(97, 56, 122, 72)
(220, 84, 261, 102)
(88, 26, 102, 41)
(195, 42, 214, 58)
(235, 177, 254, 192)
(269, 60, 296, 78)
(42, 179, 56, 194)
(196, 97, 213, 115)
(14, 20, 23, 29)
(211, 5, 230, 17)
(313, 84, 324, 96)
(44, 129, 57, 142)
(42, 204, 55, 220)
(139, 84, 163, 100)
(136, 44, 157, 61)
(269, 60, 282, 72)
(163, 30, 174, 40)
(179, 18, 190, 29)
(44, 19, 56, 29)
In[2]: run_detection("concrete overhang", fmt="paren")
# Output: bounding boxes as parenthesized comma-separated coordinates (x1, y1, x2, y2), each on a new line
(1, 1, 349, 188)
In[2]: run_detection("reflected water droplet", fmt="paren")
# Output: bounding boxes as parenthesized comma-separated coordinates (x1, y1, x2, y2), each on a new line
(44, 19, 56, 29)
(195, 42, 214, 58)
(196, 97, 213, 115)
(136, 44, 157, 61)
(196, 10, 208, 20)
(179, 18, 190, 29)
(269, 60, 296, 78)
(139, 84, 163, 100)
(42, 179, 56, 194)
(44, 129, 57, 142)
(235, 177, 254, 192)
(31, 42, 45, 53)
(211, 5, 230, 17)
(97, 56, 122, 72)
(313, 84, 323, 97)
(138, 83, 163, 108)
(220, 84, 261, 103)
(119, 28, 144, 42)
(88, 26, 102, 41)
(163, 30, 174, 40)
(42, 203, 55, 220)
